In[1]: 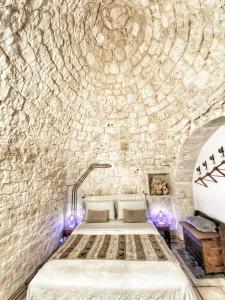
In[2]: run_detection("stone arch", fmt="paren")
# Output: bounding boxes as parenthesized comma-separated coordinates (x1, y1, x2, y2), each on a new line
(174, 116, 225, 225)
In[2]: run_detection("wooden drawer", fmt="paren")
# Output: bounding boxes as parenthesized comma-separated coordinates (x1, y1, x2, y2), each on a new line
(203, 239, 224, 273)
(203, 239, 221, 249)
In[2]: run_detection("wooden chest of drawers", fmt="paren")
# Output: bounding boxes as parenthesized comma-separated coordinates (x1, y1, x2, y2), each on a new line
(181, 221, 224, 274)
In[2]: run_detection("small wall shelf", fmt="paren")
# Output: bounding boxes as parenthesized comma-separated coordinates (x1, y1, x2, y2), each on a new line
(148, 173, 172, 196)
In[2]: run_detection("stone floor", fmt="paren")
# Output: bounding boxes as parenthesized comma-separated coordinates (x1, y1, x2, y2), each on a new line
(21, 243, 225, 300)
(172, 244, 225, 300)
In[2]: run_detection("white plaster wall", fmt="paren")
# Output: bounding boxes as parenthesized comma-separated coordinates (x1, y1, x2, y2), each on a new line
(193, 125, 225, 222)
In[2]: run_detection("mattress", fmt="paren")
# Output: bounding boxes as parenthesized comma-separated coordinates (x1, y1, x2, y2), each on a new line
(27, 221, 198, 300)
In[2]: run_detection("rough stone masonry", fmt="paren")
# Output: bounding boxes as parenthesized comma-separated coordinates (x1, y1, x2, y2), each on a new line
(0, 0, 225, 299)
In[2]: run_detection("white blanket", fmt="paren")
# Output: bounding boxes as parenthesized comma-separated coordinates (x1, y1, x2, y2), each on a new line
(27, 221, 198, 300)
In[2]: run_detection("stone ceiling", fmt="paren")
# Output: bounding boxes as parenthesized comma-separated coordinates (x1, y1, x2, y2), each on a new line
(0, 0, 225, 175)
(1, 2, 225, 298)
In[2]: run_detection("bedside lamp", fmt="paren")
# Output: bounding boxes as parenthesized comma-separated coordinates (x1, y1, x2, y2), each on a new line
(68, 214, 75, 228)
(157, 210, 168, 225)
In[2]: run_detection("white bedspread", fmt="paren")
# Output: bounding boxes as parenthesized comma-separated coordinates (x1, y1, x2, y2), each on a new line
(27, 221, 198, 300)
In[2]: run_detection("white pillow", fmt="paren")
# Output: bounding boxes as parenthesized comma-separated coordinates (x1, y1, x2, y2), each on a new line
(117, 200, 147, 220)
(85, 200, 115, 220)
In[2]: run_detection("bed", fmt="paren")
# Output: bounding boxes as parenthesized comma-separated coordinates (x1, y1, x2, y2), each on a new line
(27, 195, 197, 300)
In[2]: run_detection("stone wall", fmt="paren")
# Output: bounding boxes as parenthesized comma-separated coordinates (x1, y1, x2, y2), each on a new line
(0, 0, 225, 299)
(0, 137, 67, 299)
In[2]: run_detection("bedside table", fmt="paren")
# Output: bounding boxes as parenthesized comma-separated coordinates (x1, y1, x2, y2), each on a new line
(153, 223, 171, 249)
(63, 226, 76, 237)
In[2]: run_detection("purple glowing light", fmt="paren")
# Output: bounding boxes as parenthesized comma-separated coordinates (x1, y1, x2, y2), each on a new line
(150, 209, 169, 226)
(157, 210, 168, 224)
(67, 210, 85, 228)
(68, 214, 75, 228)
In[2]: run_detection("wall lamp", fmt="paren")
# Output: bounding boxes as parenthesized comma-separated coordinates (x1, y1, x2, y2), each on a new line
(71, 163, 112, 225)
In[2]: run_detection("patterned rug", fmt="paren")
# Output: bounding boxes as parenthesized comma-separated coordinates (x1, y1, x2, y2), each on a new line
(177, 248, 225, 279)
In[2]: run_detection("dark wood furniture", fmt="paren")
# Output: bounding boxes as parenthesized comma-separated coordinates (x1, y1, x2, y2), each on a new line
(180, 210, 225, 274)
(220, 223, 225, 267)
(154, 223, 171, 249)
(64, 226, 76, 237)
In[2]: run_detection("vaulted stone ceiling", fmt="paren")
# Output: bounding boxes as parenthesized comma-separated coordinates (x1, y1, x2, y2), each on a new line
(1, 1, 225, 176)
(0, 1, 225, 298)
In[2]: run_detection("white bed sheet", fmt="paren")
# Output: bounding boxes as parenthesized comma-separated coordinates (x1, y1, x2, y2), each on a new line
(27, 260, 197, 300)
(73, 220, 159, 235)
(27, 220, 198, 300)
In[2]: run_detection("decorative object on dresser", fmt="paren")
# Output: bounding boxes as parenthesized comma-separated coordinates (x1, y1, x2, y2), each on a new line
(180, 210, 225, 274)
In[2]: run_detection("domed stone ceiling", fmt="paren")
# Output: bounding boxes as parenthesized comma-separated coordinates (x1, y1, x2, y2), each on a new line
(0, 0, 225, 215)
(0, 1, 225, 298)
(83, 1, 147, 74)
(1, 0, 224, 138)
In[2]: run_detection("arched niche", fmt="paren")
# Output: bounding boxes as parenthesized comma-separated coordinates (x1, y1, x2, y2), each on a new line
(174, 116, 225, 230)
